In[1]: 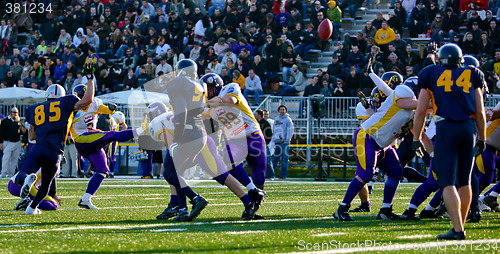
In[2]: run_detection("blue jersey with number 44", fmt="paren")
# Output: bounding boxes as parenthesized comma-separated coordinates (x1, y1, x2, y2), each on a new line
(418, 65, 485, 122)
(26, 95, 80, 153)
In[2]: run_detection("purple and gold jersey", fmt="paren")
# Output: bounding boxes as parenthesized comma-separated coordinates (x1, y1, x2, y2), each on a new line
(418, 65, 485, 122)
(70, 98, 114, 138)
(360, 85, 415, 148)
(486, 102, 500, 150)
(25, 95, 80, 153)
(207, 83, 261, 139)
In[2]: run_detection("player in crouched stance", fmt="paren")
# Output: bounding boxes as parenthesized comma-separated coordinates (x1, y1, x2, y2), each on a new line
(413, 44, 486, 240)
(19, 63, 95, 215)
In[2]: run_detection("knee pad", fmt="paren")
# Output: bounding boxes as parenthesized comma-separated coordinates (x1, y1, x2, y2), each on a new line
(213, 172, 229, 185)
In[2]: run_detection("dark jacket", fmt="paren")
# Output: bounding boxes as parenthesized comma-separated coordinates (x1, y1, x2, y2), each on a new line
(258, 118, 273, 144)
(0, 117, 24, 143)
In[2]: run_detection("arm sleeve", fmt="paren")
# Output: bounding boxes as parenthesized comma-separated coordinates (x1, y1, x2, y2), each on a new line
(97, 104, 116, 114)
(369, 72, 393, 96)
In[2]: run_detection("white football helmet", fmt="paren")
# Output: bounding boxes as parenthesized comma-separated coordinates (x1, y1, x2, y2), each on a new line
(46, 84, 66, 100)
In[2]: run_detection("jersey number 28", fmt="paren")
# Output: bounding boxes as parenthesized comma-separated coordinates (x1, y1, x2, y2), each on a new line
(34, 101, 61, 125)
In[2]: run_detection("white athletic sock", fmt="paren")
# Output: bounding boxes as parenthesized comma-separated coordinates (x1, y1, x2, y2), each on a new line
(479, 195, 485, 201)
(424, 204, 436, 211)
(381, 203, 392, 209)
(82, 193, 92, 202)
(246, 182, 257, 191)
(368, 181, 374, 187)
(490, 191, 499, 197)
(408, 204, 418, 210)
(340, 202, 347, 206)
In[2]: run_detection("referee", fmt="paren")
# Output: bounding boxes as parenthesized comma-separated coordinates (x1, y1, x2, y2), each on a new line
(0, 107, 26, 178)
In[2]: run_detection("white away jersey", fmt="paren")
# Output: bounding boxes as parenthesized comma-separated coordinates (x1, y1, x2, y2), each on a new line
(111, 111, 126, 131)
(486, 101, 500, 150)
(70, 98, 104, 137)
(360, 85, 416, 148)
(208, 83, 261, 139)
(148, 112, 175, 142)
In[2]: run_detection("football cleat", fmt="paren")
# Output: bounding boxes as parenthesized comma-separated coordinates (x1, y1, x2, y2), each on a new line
(376, 206, 404, 220)
(20, 174, 37, 199)
(483, 195, 500, 212)
(187, 195, 208, 221)
(467, 205, 481, 223)
(157, 204, 179, 220)
(349, 205, 371, 213)
(479, 199, 491, 212)
(434, 201, 447, 217)
(333, 204, 354, 221)
(15, 197, 32, 211)
(437, 228, 465, 240)
(402, 208, 421, 221)
(248, 188, 266, 214)
(78, 199, 99, 209)
(171, 209, 189, 222)
(419, 209, 438, 219)
(25, 206, 42, 215)
(241, 203, 257, 221)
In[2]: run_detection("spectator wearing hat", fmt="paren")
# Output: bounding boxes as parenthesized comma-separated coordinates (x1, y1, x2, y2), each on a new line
(481, 10, 495, 32)
(470, 21, 482, 41)
(155, 37, 171, 58)
(156, 57, 173, 77)
(467, 11, 483, 31)
(311, 1, 327, 26)
(408, 1, 429, 38)
(326, 1, 342, 40)
(327, 54, 345, 80)
(437, 7, 460, 43)
(9, 58, 22, 80)
(388, 10, 403, 34)
(4, 70, 17, 87)
(0, 107, 25, 178)
(372, 12, 386, 30)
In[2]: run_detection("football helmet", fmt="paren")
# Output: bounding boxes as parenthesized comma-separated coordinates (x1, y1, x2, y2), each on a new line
(371, 87, 387, 110)
(46, 84, 66, 100)
(438, 43, 463, 66)
(72, 84, 87, 99)
(147, 102, 168, 120)
(462, 55, 480, 68)
(175, 59, 198, 79)
(403, 76, 419, 96)
(201, 73, 224, 99)
(381, 71, 404, 88)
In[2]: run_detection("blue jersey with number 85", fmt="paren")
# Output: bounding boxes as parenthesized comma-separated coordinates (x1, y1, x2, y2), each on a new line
(25, 95, 80, 153)
(418, 65, 486, 122)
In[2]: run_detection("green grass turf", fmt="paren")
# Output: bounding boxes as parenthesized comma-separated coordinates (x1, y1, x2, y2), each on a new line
(1, 178, 500, 253)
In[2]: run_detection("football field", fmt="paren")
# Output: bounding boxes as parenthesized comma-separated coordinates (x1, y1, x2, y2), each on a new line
(1, 178, 499, 253)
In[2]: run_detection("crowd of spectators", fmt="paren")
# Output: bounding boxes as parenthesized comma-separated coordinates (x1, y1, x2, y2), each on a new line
(0, 0, 499, 103)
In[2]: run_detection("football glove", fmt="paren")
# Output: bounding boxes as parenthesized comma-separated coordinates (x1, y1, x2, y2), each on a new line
(105, 103, 117, 112)
(412, 139, 425, 158)
(475, 139, 486, 157)
(83, 63, 95, 79)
